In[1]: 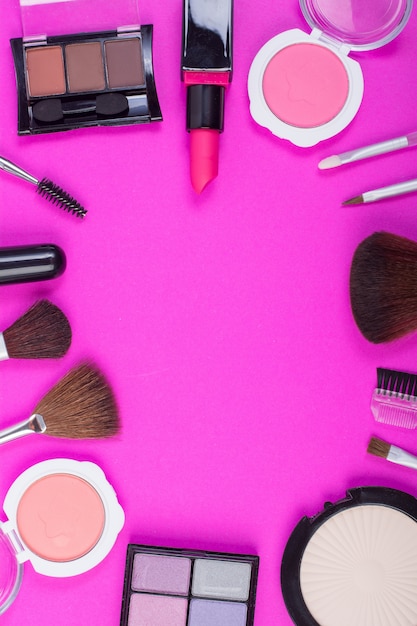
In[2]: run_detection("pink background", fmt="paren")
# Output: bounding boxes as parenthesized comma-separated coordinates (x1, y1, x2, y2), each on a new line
(2, 1, 417, 624)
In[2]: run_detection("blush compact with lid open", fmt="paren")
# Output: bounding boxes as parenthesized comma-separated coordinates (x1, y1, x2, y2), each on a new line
(0, 458, 124, 615)
(10, 0, 162, 135)
(248, 0, 412, 147)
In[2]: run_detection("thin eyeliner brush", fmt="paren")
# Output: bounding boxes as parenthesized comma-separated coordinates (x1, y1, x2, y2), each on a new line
(0, 155, 86, 218)
(343, 177, 417, 205)
(319, 130, 417, 169)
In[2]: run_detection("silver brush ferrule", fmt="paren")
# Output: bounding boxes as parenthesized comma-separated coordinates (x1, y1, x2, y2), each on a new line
(0, 414, 46, 445)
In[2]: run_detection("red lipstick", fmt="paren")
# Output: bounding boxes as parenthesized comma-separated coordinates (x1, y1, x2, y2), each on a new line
(181, 0, 233, 193)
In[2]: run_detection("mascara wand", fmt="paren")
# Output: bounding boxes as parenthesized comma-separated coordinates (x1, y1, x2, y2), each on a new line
(0, 155, 86, 218)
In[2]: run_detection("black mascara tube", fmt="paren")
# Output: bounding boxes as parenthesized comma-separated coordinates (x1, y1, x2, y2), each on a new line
(0, 244, 66, 284)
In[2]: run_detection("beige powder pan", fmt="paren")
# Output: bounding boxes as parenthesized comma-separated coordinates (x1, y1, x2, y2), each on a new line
(281, 487, 417, 626)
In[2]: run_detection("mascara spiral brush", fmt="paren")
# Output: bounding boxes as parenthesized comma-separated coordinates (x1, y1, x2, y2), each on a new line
(0, 155, 86, 218)
(0, 300, 71, 361)
(0, 362, 119, 444)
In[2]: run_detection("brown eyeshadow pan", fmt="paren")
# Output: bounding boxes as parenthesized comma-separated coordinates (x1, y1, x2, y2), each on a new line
(25, 46, 66, 97)
(66, 42, 105, 93)
(104, 38, 144, 89)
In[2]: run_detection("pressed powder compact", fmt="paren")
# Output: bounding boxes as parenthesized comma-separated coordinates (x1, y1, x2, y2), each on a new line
(248, 0, 412, 147)
(10, 0, 162, 135)
(0, 458, 124, 614)
(120, 544, 259, 626)
(281, 486, 417, 626)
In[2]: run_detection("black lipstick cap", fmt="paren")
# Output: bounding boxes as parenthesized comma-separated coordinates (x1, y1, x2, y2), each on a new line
(181, 0, 233, 74)
(0, 244, 66, 285)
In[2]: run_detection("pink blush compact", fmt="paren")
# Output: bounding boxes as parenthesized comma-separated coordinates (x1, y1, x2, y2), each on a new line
(16, 474, 105, 562)
(0, 458, 124, 615)
(262, 43, 349, 129)
(248, 0, 412, 147)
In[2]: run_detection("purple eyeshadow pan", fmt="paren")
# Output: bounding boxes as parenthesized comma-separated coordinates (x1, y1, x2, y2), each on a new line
(132, 554, 191, 595)
(188, 599, 248, 626)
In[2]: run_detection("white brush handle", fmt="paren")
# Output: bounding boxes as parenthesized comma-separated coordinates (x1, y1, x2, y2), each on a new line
(388, 445, 417, 470)
(0, 414, 46, 444)
(0, 333, 8, 361)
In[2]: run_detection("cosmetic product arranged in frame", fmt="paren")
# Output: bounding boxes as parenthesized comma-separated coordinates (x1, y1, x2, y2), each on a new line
(10, 0, 162, 135)
(281, 486, 417, 626)
(0, 244, 66, 285)
(0, 458, 124, 614)
(371, 368, 417, 429)
(248, 0, 412, 147)
(120, 544, 259, 626)
(181, 0, 233, 194)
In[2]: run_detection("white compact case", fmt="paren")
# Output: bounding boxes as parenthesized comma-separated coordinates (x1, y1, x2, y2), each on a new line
(0, 458, 125, 614)
(248, 0, 413, 147)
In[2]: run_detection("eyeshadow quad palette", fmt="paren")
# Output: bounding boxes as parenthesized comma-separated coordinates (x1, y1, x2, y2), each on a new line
(120, 544, 259, 626)
(10, 0, 162, 135)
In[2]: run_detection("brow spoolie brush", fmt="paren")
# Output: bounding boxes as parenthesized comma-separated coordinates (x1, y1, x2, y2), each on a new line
(0, 300, 71, 361)
(367, 436, 417, 471)
(349, 231, 417, 343)
(0, 362, 120, 444)
(0, 155, 86, 218)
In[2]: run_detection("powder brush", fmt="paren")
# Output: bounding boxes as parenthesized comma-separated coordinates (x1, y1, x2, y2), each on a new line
(0, 363, 119, 444)
(0, 155, 86, 218)
(367, 436, 417, 471)
(0, 300, 71, 361)
(349, 231, 417, 343)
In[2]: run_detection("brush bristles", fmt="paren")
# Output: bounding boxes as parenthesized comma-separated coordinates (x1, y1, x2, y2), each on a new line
(34, 362, 119, 439)
(367, 437, 390, 459)
(3, 300, 72, 359)
(343, 195, 363, 205)
(37, 178, 87, 218)
(349, 231, 417, 343)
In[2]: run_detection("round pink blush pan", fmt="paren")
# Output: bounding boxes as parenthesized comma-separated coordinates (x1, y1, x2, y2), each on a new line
(16, 473, 105, 562)
(262, 43, 349, 128)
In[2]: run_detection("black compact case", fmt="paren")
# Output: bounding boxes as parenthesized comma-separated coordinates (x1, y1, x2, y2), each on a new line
(10, 0, 162, 135)
(281, 486, 417, 626)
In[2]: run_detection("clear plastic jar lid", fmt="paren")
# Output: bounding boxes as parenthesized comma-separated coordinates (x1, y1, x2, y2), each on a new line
(300, 0, 413, 50)
(0, 523, 23, 615)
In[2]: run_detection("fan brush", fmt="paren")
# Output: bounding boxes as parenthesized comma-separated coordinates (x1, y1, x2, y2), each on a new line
(0, 362, 119, 444)
(350, 231, 417, 343)
(0, 155, 86, 218)
(0, 299, 71, 360)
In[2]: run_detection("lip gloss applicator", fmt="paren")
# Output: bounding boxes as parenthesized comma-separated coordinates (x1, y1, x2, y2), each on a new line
(181, 0, 233, 194)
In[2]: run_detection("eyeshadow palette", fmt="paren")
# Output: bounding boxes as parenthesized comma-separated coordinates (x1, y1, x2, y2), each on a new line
(10, 0, 162, 135)
(120, 544, 259, 626)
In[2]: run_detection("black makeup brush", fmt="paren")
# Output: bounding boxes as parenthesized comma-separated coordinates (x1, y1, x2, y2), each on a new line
(0, 363, 120, 444)
(0, 155, 86, 218)
(0, 300, 71, 361)
(349, 231, 417, 343)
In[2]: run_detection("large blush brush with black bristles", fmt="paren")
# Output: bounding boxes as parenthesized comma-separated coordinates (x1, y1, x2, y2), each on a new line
(0, 300, 71, 361)
(0, 363, 120, 444)
(0, 155, 86, 218)
(350, 231, 417, 343)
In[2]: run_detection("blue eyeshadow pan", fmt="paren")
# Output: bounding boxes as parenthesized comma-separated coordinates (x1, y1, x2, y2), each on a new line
(188, 599, 248, 626)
